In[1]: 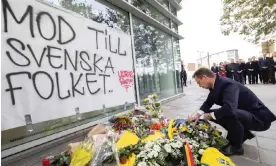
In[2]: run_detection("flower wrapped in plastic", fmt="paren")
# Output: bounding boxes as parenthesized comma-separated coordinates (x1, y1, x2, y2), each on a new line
(90, 132, 120, 166)
(70, 137, 93, 166)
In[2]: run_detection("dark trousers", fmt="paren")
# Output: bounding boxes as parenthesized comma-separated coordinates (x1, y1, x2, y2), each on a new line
(183, 78, 187, 86)
(262, 68, 269, 83)
(210, 109, 270, 148)
(248, 71, 254, 84)
(253, 71, 258, 83)
(237, 72, 244, 84)
(270, 69, 275, 84)
(243, 72, 247, 84)
(259, 71, 263, 83)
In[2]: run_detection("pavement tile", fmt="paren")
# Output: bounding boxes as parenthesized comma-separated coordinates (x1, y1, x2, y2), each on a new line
(257, 137, 276, 152)
(241, 144, 260, 161)
(231, 156, 261, 166)
(257, 129, 276, 140)
(244, 138, 258, 147)
(258, 148, 276, 166)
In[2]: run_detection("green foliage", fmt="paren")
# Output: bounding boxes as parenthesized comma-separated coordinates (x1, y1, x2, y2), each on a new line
(220, 0, 276, 43)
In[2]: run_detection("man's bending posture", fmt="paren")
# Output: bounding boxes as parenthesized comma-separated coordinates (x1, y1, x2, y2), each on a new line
(189, 68, 276, 155)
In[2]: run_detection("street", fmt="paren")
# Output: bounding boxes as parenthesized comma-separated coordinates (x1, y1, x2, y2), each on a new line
(163, 83, 276, 166)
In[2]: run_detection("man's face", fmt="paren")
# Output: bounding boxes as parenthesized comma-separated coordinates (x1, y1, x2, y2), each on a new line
(195, 75, 210, 89)
(248, 58, 252, 62)
(231, 59, 234, 63)
(273, 52, 276, 57)
(213, 63, 216, 66)
(252, 56, 256, 60)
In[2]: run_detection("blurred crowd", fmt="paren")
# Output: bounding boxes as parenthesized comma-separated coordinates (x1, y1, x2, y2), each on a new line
(211, 52, 276, 85)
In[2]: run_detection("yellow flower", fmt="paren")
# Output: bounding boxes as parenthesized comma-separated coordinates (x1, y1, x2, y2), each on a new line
(152, 94, 157, 99)
(168, 120, 177, 140)
(181, 126, 188, 132)
(143, 98, 149, 103)
(212, 130, 220, 137)
(200, 123, 209, 130)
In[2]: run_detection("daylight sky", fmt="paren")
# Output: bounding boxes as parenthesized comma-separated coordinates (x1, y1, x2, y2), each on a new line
(178, 0, 261, 63)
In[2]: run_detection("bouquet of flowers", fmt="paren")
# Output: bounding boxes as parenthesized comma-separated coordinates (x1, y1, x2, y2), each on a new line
(143, 94, 162, 118)
(168, 119, 228, 165)
(109, 116, 134, 132)
(118, 139, 187, 166)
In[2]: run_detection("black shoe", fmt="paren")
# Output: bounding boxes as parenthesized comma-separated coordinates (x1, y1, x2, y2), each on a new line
(220, 144, 244, 156)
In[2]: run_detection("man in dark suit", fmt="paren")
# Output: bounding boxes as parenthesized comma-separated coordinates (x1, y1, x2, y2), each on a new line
(252, 56, 260, 84)
(259, 54, 270, 84)
(246, 58, 255, 84)
(211, 63, 219, 75)
(227, 59, 239, 81)
(270, 52, 276, 84)
(189, 68, 276, 156)
(241, 60, 247, 84)
(237, 59, 245, 84)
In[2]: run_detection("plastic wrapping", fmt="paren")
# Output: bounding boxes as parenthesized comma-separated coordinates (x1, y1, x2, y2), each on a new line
(70, 137, 93, 166)
(90, 132, 120, 166)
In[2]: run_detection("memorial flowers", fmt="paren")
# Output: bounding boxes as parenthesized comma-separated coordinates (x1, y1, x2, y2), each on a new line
(167, 119, 228, 165)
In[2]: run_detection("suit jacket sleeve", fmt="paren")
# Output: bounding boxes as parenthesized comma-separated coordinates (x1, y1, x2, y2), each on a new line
(214, 84, 239, 119)
(200, 93, 214, 113)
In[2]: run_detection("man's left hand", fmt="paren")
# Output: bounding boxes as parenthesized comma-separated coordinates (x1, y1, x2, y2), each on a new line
(203, 113, 212, 121)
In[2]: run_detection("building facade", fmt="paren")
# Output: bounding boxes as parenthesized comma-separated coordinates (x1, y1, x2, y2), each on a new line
(197, 49, 239, 68)
(1, 0, 184, 160)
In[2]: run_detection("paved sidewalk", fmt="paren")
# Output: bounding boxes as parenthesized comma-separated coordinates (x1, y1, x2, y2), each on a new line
(163, 83, 276, 166)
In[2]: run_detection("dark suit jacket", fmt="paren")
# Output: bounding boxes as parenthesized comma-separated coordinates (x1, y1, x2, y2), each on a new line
(259, 57, 270, 69)
(269, 57, 276, 71)
(246, 62, 254, 71)
(211, 66, 219, 73)
(200, 76, 276, 123)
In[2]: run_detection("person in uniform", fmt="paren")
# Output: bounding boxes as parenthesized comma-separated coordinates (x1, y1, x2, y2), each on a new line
(259, 54, 270, 84)
(258, 57, 263, 83)
(269, 52, 276, 84)
(241, 60, 247, 84)
(189, 68, 276, 155)
(246, 58, 255, 84)
(237, 59, 245, 84)
(252, 56, 260, 84)
(227, 59, 239, 81)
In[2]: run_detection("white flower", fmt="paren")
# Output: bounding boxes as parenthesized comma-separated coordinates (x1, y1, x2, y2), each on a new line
(132, 117, 138, 123)
(153, 150, 158, 157)
(164, 144, 172, 153)
(198, 149, 205, 155)
(153, 145, 161, 152)
(203, 133, 209, 138)
(137, 161, 147, 166)
(145, 142, 154, 149)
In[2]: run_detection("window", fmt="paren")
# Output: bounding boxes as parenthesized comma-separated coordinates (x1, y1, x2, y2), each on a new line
(156, 0, 169, 10)
(171, 21, 179, 33)
(170, 6, 177, 16)
(46, 0, 130, 34)
(130, 0, 170, 27)
(132, 17, 176, 99)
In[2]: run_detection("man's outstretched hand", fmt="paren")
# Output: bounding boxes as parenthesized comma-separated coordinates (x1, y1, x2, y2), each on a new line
(203, 113, 212, 121)
(187, 113, 201, 123)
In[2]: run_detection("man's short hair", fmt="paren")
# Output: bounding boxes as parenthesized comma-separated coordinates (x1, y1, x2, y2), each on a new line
(193, 67, 215, 78)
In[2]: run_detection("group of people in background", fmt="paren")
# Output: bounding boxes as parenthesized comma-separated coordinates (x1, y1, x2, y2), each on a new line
(211, 52, 276, 85)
